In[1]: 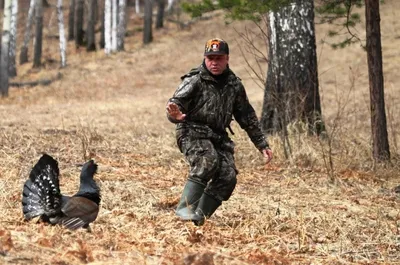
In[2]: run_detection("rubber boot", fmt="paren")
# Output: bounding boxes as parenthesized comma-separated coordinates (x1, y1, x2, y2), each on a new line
(193, 193, 222, 226)
(176, 180, 205, 220)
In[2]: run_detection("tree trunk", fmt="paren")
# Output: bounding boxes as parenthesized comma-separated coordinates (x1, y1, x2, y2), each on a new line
(135, 0, 140, 14)
(87, 0, 97, 51)
(57, 0, 67, 67)
(166, 0, 174, 13)
(104, 0, 112, 54)
(68, 0, 75, 41)
(99, 2, 105, 49)
(143, 0, 153, 44)
(33, 0, 43, 68)
(93, 0, 98, 22)
(365, 0, 390, 162)
(75, 0, 85, 47)
(156, 0, 165, 29)
(8, 0, 17, 77)
(0, 0, 11, 96)
(261, 0, 324, 135)
(20, 0, 36, 65)
(117, 0, 126, 51)
(111, 0, 117, 51)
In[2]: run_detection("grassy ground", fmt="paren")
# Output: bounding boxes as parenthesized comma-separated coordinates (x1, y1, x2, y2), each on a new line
(0, 1, 399, 264)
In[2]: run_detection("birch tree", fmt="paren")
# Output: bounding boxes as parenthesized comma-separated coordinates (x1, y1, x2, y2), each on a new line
(261, 0, 324, 135)
(135, 0, 140, 14)
(111, 0, 117, 51)
(20, 0, 35, 65)
(99, 2, 105, 48)
(8, 0, 17, 77)
(166, 0, 174, 13)
(0, 0, 11, 96)
(33, 0, 43, 68)
(57, 0, 67, 67)
(104, 0, 112, 54)
(117, 0, 127, 51)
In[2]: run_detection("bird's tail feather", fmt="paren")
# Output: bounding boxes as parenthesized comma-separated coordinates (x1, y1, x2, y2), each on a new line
(22, 154, 62, 220)
(61, 217, 87, 230)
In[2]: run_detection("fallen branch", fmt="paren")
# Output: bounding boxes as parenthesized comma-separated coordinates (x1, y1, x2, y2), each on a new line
(10, 72, 62, 88)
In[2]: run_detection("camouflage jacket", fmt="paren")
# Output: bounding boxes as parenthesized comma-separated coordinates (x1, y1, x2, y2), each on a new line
(167, 64, 269, 151)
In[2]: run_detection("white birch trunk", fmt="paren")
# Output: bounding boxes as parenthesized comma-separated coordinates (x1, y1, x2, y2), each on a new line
(117, 0, 126, 51)
(0, 0, 11, 96)
(261, 0, 323, 134)
(135, 0, 139, 14)
(57, 0, 67, 67)
(167, 0, 173, 12)
(111, 0, 117, 52)
(104, 0, 112, 54)
(9, 0, 18, 77)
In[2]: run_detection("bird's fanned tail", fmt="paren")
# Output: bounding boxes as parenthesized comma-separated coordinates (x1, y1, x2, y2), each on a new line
(22, 154, 62, 220)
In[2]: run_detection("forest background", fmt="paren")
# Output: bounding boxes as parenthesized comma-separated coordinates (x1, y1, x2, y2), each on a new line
(0, 0, 399, 264)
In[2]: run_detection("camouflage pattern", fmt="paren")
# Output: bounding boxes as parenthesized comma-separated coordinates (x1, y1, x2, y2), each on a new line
(167, 64, 269, 201)
(179, 137, 237, 201)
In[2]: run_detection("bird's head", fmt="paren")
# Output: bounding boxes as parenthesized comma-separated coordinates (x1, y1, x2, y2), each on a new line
(80, 160, 98, 179)
(79, 160, 100, 194)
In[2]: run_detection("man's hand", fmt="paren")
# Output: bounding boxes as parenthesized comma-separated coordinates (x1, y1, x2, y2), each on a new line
(262, 148, 273, 164)
(166, 102, 186, 121)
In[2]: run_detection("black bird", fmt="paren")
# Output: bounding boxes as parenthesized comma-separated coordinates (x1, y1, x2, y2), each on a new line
(22, 154, 101, 230)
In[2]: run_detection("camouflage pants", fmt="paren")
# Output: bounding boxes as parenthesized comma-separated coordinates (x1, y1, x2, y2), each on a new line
(179, 137, 238, 202)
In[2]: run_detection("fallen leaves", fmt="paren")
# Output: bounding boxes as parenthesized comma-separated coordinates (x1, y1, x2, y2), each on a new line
(0, 229, 13, 255)
(63, 240, 94, 263)
(184, 251, 215, 265)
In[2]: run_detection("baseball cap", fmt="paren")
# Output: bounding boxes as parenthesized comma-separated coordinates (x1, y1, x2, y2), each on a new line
(204, 38, 229, 56)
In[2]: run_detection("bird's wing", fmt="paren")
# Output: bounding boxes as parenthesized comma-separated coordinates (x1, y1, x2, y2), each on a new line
(59, 196, 99, 230)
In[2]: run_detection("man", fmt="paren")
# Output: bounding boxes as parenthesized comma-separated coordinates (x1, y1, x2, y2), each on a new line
(166, 38, 272, 226)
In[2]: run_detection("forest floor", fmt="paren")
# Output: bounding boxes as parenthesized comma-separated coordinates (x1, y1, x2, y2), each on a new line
(0, 1, 399, 264)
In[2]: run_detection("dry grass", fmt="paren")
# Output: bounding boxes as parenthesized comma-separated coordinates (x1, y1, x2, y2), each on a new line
(0, 1, 399, 265)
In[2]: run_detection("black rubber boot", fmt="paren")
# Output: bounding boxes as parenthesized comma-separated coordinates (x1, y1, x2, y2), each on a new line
(176, 180, 205, 220)
(193, 193, 222, 226)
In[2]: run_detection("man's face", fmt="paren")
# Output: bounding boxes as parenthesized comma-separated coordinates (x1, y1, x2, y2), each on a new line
(204, 54, 229, 75)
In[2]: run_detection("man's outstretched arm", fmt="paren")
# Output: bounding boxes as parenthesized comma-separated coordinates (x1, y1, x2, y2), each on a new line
(166, 102, 186, 123)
